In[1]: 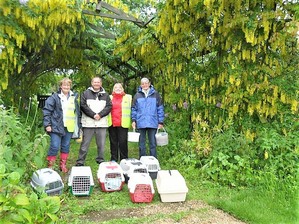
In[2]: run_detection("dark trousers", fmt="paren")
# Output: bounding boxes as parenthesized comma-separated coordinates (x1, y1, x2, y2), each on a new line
(76, 127, 107, 165)
(108, 126, 128, 162)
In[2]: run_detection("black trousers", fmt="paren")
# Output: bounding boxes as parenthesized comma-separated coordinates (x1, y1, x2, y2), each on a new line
(108, 126, 128, 162)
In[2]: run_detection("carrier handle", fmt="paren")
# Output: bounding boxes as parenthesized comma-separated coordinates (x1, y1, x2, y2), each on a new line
(156, 127, 167, 134)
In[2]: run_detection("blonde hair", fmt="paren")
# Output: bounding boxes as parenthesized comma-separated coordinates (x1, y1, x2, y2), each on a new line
(113, 83, 124, 92)
(59, 78, 72, 87)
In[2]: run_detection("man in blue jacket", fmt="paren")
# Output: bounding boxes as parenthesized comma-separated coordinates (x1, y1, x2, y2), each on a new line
(131, 77, 164, 158)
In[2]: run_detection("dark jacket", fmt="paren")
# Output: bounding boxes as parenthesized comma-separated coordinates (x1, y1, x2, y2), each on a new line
(131, 85, 164, 129)
(43, 90, 80, 136)
(80, 87, 112, 128)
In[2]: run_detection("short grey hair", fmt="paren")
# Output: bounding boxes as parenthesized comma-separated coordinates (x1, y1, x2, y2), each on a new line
(141, 77, 150, 83)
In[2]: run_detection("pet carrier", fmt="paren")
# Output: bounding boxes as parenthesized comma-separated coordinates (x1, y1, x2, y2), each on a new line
(120, 158, 148, 183)
(30, 168, 64, 196)
(156, 170, 188, 202)
(97, 161, 125, 192)
(68, 166, 94, 196)
(140, 156, 160, 179)
(128, 173, 154, 203)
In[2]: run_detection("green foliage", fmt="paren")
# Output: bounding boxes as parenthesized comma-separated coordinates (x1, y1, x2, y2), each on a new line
(253, 126, 299, 192)
(0, 102, 60, 224)
(164, 104, 191, 139)
(206, 132, 255, 187)
(190, 126, 296, 190)
(163, 101, 298, 191)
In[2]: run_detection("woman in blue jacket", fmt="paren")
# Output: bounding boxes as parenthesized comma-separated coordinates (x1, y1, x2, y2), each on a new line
(131, 77, 164, 158)
(43, 78, 80, 172)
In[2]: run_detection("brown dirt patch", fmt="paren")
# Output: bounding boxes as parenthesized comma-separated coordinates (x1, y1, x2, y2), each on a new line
(81, 200, 247, 223)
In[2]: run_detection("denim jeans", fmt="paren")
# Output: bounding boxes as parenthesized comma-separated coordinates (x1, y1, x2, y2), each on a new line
(138, 128, 157, 158)
(48, 128, 73, 156)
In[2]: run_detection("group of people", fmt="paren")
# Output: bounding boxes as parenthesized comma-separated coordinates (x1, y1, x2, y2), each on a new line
(42, 77, 164, 173)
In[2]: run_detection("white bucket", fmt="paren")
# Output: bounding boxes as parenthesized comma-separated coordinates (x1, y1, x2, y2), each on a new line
(128, 129, 140, 142)
(155, 128, 168, 146)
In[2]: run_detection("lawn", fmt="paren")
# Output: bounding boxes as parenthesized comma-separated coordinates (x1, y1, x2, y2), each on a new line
(56, 137, 297, 224)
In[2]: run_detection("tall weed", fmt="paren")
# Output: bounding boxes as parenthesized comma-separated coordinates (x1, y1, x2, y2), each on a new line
(0, 102, 60, 223)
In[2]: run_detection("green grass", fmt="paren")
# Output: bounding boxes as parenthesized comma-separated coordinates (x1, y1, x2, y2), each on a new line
(195, 184, 297, 224)
(183, 166, 298, 224)
(58, 137, 298, 224)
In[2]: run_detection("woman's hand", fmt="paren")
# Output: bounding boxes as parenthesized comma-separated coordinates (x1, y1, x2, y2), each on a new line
(46, 126, 52, 132)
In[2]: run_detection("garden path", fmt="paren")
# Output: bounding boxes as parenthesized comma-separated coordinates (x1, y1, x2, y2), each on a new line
(80, 200, 247, 223)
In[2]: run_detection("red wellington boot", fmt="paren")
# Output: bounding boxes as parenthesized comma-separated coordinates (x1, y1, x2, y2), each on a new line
(47, 156, 56, 169)
(60, 153, 69, 173)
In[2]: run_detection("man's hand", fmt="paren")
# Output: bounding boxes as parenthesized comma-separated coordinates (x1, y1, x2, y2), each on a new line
(158, 124, 163, 129)
(94, 113, 101, 120)
(132, 121, 136, 129)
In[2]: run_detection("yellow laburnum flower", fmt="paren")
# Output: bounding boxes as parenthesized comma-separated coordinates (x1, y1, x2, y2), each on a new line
(229, 75, 235, 84)
(264, 151, 269, 160)
(280, 92, 286, 103)
(232, 104, 239, 114)
(291, 100, 298, 113)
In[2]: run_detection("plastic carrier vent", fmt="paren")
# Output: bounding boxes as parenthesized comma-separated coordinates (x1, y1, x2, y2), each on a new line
(68, 166, 94, 196)
(97, 161, 125, 192)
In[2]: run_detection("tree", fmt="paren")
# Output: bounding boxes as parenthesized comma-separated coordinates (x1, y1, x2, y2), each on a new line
(0, 0, 156, 106)
(152, 0, 299, 134)
(0, 0, 86, 105)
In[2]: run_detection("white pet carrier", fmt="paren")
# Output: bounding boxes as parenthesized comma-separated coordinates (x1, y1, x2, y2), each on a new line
(30, 168, 64, 196)
(68, 166, 94, 196)
(120, 158, 148, 183)
(128, 173, 155, 203)
(140, 156, 161, 179)
(156, 170, 188, 202)
(97, 161, 125, 192)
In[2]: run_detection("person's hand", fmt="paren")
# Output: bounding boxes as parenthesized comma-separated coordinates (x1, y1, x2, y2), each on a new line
(94, 114, 101, 120)
(158, 124, 163, 129)
(132, 121, 136, 129)
(46, 126, 52, 132)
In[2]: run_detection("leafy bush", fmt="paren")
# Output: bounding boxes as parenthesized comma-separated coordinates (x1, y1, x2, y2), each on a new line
(0, 102, 61, 223)
(200, 129, 254, 187)
(163, 108, 298, 192)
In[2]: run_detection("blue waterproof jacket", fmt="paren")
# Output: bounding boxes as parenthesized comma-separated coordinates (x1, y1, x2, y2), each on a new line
(43, 90, 80, 136)
(131, 85, 164, 129)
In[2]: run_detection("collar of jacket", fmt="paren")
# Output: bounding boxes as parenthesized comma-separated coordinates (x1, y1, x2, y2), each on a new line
(88, 86, 105, 93)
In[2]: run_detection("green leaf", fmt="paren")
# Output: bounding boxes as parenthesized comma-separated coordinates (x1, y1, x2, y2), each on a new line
(42, 196, 60, 213)
(14, 194, 29, 206)
(0, 194, 7, 203)
(8, 172, 20, 185)
(18, 208, 32, 223)
(46, 213, 59, 222)
(0, 163, 6, 174)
